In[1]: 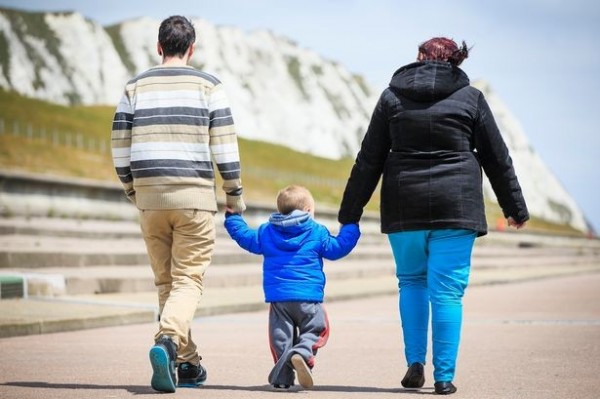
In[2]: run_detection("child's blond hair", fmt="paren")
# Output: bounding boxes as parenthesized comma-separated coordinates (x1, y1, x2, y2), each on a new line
(276, 185, 314, 215)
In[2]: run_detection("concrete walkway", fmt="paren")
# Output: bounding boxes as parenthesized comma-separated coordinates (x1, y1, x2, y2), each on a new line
(0, 272, 598, 399)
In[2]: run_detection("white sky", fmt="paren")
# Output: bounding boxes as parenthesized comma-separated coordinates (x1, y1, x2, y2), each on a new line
(2, 0, 599, 232)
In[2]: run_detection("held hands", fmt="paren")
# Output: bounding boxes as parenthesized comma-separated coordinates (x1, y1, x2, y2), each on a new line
(507, 217, 526, 229)
(224, 206, 241, 216)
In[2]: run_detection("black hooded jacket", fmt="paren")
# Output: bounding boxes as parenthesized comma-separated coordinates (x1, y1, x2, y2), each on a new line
(338, 61, 529, 236)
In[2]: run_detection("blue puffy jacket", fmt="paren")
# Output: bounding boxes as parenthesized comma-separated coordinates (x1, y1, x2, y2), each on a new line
(224, 210, 360, 302)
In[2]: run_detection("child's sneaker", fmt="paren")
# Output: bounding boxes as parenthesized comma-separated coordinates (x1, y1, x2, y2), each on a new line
(177, 362, 207, 387)
(149, 335, 177, 393)
(291, 354, 313, 389)
(272, 384, 291, 390)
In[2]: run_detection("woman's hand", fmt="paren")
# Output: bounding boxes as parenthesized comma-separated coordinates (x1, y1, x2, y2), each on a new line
(507, 217, 526, 229)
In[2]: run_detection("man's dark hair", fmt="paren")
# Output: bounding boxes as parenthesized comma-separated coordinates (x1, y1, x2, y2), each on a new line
(158, 15, 196, 57)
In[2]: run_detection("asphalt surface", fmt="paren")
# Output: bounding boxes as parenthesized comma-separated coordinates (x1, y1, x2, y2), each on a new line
(0, 272, 599, 399)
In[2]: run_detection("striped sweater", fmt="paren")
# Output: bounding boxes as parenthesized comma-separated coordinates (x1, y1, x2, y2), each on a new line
(111, 66, 245, 213)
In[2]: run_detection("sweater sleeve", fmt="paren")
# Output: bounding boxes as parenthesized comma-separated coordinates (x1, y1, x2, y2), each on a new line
(209, 83, 246, 213)
(473, 93, 529, 223)
(224, 214, 263, 255)
(321, 223, 361, 261)
(338, 92, 391, 224)
(111, 91, 136, 205)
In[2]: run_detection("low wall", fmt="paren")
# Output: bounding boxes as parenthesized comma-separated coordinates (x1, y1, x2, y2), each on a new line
(0, 169, 136, 220)
(0, 169, 380, 229)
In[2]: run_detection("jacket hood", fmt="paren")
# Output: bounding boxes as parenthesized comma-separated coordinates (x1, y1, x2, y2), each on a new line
(389, 61, 470, 102)
(267, 210, 314, 251)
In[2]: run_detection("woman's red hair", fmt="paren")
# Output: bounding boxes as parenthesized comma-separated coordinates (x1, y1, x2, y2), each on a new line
(418, 37, 469, 66)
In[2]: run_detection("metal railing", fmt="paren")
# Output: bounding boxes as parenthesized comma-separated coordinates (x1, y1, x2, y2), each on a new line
(0, 118, 109, 154)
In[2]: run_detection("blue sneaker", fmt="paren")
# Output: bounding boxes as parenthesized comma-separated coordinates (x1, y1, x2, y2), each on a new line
(149, 336, 177, 393)
(177, 362, 207, 387)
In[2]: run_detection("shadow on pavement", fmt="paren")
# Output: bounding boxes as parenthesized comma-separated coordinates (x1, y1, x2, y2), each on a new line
(2, 381, 153, 395)
(203, 384, 431, 394)
(313, 385, 433, 395)
(3, 381, 435, 395)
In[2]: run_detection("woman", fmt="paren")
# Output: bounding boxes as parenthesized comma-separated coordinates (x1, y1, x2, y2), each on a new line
(338, 37, 529, 395)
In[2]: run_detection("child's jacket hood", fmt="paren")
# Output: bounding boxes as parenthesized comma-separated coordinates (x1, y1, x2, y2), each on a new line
(266, 210, 313, 252)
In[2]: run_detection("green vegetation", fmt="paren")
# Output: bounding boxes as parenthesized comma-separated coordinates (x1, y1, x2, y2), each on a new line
(0, 8, 71, 92)
(0, 88, 113, 141)
(0, 31, 9, 82)
(235, 138, 357, 205)
(321, 87, 350, 119)
(286, 56, 309, 100)
(0, 88, 583, 235)
(0, 134, 114, 180)
(0, 88, 361, 208)
(105, 24, 136, 75)
(311, 64, 323, 76)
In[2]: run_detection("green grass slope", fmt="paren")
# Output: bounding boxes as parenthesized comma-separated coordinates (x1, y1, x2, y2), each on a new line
(0, 88, 359, 206)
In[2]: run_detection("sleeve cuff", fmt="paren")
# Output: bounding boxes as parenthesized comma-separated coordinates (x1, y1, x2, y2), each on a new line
(126, 193, 136, 206)
(226, 195, 246, 214)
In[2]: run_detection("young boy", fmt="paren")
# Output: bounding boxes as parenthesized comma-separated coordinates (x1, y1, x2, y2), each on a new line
(224, 185, 360, 389)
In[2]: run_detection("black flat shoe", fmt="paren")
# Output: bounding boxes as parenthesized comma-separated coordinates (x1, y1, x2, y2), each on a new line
(401, 362, 425, 388)
(434, 381, 457, 395)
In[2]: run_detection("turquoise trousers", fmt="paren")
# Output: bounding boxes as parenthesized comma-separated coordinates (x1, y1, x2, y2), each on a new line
(388, 229, 476, 383)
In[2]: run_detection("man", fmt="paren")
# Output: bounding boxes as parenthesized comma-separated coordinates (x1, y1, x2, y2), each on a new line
(111, 15, 245, 393)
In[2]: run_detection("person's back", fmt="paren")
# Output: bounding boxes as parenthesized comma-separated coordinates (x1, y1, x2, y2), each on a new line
(225, 185, 359, 302)
(224, 185, 360, 389)
(337, 37, 529, 395)
(111, 15, 245, 393)
(263, 209, 354, 301)
(113, 56, 243, 212)
(338, 38, 528, 235)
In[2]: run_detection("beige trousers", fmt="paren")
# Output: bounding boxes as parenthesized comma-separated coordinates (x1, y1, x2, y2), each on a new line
(139, 209, 215, 365)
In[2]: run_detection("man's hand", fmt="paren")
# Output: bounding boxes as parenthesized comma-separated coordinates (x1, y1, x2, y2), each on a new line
(224, 206, 238, 215)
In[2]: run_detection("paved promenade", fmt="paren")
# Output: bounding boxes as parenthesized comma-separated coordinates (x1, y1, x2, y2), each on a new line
(0, 272, 599, 399)
(1, 215, 599, 398)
